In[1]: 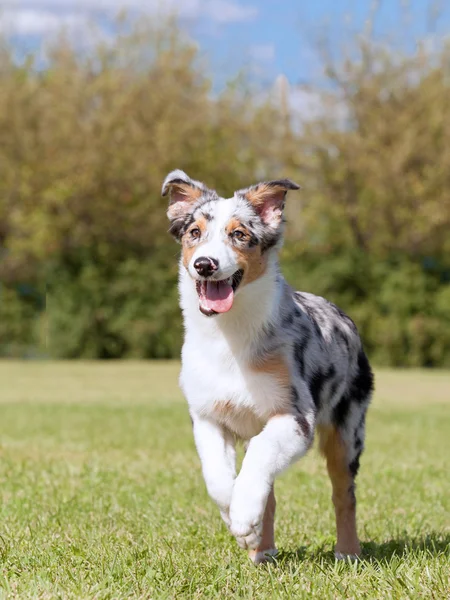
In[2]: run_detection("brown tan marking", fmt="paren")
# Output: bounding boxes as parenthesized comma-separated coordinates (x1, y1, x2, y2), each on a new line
(248, 485, 277, 563)
(318, 425, 361, 556)
(213, 399, 235, 418)
(225, 218, 268, 286)
(226, 218, 251, 237)
(212, 401, 264, 439)
(251, 353, 291, 392)
(243, 183, 289, 209)
(166, 182, 203, 221)
(181, 215, 209, 270)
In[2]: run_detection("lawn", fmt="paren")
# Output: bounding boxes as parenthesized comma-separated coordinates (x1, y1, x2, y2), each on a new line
(0, 362, 448, 599)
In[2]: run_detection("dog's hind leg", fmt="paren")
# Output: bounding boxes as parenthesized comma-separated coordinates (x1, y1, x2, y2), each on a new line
(248, 485, 277, 564)
(319, 424, 362, 559)
(320, 349, 373, 559)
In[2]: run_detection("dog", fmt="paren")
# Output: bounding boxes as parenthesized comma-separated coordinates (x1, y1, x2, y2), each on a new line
(162, 170, 374, 564)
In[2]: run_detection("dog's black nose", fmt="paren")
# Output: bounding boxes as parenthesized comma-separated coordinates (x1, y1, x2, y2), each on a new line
(194, 256, 219, 277)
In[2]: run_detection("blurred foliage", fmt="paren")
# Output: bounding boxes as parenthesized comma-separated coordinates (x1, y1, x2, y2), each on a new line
(0, 18, 449, 365)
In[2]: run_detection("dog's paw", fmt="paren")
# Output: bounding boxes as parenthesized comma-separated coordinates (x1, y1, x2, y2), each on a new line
(229, 476, 268, 549)
(334, 551, 360, 561)
(229, 517, 263, 550)
(248, 548, 278, 565)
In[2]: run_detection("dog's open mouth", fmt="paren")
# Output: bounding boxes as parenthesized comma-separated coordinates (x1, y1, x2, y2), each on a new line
(196, 270, 244, 316)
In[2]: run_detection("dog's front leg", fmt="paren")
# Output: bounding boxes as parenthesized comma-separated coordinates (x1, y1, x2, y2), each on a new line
(192, 414, 236, 526)
(230, 413, 313, 552)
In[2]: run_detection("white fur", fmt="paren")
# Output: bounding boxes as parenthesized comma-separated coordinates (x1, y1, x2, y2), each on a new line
(191, 417, 235, 526)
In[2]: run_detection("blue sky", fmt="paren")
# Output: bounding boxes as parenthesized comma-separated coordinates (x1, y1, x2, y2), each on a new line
(192, 0, 450, 89)
(2, 0, 449, 89)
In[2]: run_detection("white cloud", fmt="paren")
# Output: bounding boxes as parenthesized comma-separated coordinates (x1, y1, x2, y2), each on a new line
(203, 0, 257, 24)
(0, 0, 258, 35)
(249, 43, 275, 63)
(0, 8, 86, 35)
(2, 0, 198, 11)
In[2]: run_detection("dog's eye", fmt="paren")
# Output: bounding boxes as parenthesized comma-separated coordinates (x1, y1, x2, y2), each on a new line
(190, 227, 201, 239)
(232, 230, 246, 240)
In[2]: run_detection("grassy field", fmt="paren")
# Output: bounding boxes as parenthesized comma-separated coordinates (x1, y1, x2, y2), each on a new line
(0, 362, 448, 599)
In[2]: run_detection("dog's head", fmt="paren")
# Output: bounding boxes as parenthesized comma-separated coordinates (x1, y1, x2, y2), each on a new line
(162, 169, 300, 316)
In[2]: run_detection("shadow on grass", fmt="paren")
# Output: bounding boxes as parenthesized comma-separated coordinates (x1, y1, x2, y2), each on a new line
(361, 533, 450, 561)
(275, 532, 450, 566)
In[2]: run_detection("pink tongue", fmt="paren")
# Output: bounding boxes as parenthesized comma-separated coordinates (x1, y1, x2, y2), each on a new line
(201, 280, 234, 313)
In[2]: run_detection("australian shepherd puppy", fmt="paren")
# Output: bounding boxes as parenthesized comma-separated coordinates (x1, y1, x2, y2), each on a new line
(162, 170, 374, 564)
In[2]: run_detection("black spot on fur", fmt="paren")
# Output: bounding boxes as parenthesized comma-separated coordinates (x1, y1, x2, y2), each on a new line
(309, 365, 336, 410)
(244, 220, 260, 247)
(266, 179, 300, 190)
(260, 231, 281, 253)
(165, 177, 189, 188)
(324, 365, 337, 401)
(294, 338, 308, 378)
(329, 376, 339, 399)
(356, 411, 366, 432)
(349, 453, 361, 478)
(354, 436, 363, 451)
(291, 394, 311, 440)
(294, 295, 325, 341)
(309, 371, 323, 409)
(334, 326, 350, 352)
(328, 300, 358, 332)
(248, 234, 259, 247)
(168, 219, 184, 239)
(202, 211, 213, 221)
(342, 335, 350, 352)
(332, 393, 351, 427)
(332, 355, 372, 429)
(350, 351, 374, 404)
(169, 213, 195, 240)
(283, 312, 294, 327)
(326, 364, 336, 381)
(246, 202, 282, 253)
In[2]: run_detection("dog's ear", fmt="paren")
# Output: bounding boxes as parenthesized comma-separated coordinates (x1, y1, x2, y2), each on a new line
(162, 170, 209, 238)
(238, 179, 300, 228)
(162, 170, 205, 220)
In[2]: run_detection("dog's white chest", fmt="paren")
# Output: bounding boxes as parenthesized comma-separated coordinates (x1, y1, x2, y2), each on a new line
(180, 331, 289, 439)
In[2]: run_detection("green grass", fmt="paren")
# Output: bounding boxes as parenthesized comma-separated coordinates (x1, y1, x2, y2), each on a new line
(0, 362, 448, 599)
